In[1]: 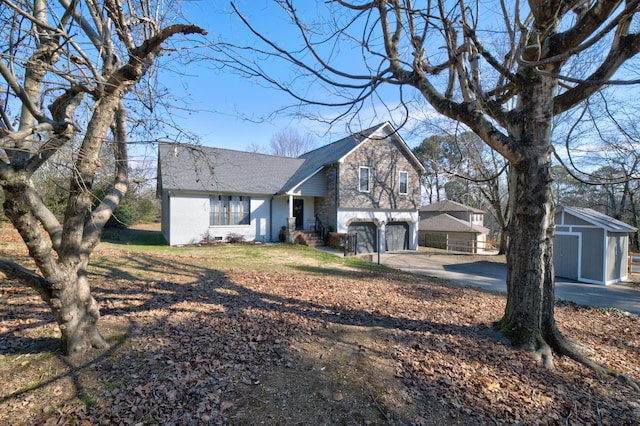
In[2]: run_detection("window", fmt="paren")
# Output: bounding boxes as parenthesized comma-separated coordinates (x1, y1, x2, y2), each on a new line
(359, 166, 370, 192)
(210, 195, 250, 225)
(399, 171, 408, 194)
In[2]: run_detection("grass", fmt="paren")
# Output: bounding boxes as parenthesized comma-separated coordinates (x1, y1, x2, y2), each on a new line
(100, 226, 168, 249)
(2, 223, 640, 425)
(97, 225, 391, 275)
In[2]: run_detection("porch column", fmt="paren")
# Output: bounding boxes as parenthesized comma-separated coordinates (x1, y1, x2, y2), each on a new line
(287, 195, 295, 243)
(288, 195, 294, 217)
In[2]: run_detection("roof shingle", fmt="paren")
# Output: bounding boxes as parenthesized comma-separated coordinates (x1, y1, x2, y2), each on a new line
(158, 143, 304, 195)
(419, 213, 489, 234)
(557, 206, 637, 232)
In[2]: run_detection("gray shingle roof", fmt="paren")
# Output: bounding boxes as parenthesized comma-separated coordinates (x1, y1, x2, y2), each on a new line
(279, 122, 424, 193)
(420, 200, 485, 214)
(277, 124, 378, 193)
(158, 122, 425, 196)
(557, 206, 637, 233)
(419, 213, 489, 234)
(158, 143, 304, 195)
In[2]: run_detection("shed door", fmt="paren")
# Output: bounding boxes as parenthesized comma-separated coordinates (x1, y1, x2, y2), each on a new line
(554, 234, 579, 280)
(348, 222, 377, 253)
(386, 222, 409, 252)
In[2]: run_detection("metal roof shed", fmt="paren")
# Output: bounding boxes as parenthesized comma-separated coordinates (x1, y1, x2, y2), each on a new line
(554, 206, 637, 285)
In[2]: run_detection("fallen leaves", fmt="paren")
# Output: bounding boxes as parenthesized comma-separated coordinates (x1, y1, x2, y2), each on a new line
(1, 242, 639, 425)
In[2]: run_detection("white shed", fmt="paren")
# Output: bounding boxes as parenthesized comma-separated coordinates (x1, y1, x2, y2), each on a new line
(554, 206, 637, 285)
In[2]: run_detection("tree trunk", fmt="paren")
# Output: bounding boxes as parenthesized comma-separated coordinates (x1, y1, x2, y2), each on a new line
(54, 266, 107, 355)
(496, 70, 561, 366)
(498, 227, 508, 256)
(498, 153, 558, 365)
(1, 184, 107, 355)
(630, 192, 640, 251)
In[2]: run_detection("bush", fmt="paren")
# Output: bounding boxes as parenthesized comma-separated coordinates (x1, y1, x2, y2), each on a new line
(92, 185, 160, 228)
(326, 232, 345, 250)
(226, 233, 246, 244)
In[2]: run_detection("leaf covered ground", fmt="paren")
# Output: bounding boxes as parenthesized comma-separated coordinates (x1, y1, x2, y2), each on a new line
(1, 225, 639, 425)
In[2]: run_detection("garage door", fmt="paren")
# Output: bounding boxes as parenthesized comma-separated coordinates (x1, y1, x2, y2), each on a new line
(348, 222, 377, 253)
(554, 234, 579, 280)
(386, 222, 409, 252)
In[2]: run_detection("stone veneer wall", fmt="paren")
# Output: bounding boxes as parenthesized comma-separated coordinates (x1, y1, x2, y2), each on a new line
(314, 166, 338, 231)
(339, 137, 421, 210)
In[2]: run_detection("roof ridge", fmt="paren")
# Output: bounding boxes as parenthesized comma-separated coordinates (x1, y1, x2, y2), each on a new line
(298, 122, 387, 158)
(159, 141, 300, 160)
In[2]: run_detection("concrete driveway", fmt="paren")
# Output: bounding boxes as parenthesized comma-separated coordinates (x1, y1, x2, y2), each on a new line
(380, 250, 640, 316)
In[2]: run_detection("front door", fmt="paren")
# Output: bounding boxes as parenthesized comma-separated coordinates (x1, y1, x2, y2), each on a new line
(293, 199, 304, 230)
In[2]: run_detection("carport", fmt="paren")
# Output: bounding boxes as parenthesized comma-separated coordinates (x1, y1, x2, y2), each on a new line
(554, 206, 637, 285)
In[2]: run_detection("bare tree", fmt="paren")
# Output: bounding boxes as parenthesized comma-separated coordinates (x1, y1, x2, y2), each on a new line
(224, 0, 640, 383)
(452, 133, 510, 255)
(0, 0, 205, 357)
(269, 128, 317, 157)
(412, 134, 453, 203)
(553, 96, 640, 249)
(416, 129, 510, 253)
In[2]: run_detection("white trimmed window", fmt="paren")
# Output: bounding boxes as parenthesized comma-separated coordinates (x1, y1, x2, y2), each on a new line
(210, 195, 250, 225)
(359, 166, 370, 192)
(399, 171, 408, 194)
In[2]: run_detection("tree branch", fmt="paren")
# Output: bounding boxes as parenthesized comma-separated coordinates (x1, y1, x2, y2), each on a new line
(0, 60, 49, 126)
(23, 185, 63, 253)
(0, 257, 51, 303)
(83, 102, 130, 255)
(553, 33, 640, 114)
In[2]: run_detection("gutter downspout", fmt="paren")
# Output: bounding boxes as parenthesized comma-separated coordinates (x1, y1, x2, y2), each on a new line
(270, 195, 274, 242)
(335, 164, 339, 230)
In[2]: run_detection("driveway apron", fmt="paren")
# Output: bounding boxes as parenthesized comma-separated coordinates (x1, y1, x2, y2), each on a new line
(380, 251, 640, 316)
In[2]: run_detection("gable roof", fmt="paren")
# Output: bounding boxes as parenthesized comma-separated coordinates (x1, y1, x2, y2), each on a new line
(419, 213, 489, 234)
(556, 206, 637, 233)
(158, 122, 424, 196)
(420, 200, 485, 214)
(158, 143, 304, 195)
(279, 122, 424, 194)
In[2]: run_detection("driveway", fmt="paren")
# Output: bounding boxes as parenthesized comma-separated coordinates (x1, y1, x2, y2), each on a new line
(380, 250, 640, 316)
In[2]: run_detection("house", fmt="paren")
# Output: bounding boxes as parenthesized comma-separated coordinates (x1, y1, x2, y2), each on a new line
(157, 122, 425, 252)
(418, 200, 490, 253)
(554, 206, 637, 285)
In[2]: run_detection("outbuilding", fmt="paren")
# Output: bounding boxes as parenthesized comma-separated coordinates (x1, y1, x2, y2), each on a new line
(554, 206, 637, 285)
(418, 200, 490, 253)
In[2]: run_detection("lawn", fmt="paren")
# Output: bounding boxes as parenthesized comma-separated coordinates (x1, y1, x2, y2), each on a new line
(1, 224, 639, 425)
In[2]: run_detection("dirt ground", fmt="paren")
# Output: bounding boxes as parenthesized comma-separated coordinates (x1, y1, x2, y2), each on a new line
(1, 224, 639, 425)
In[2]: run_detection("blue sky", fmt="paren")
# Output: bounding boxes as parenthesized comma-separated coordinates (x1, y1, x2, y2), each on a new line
(142, 1, 638, 175)
(156, 1, 349, 151)
(152, 1, 432, 154)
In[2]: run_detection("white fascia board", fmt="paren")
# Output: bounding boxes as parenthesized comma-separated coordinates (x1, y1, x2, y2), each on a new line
(563, 206, 637, 233)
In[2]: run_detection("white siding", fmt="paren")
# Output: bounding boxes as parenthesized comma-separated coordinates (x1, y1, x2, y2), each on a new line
(161, 190, 170, 243)
(204, 197, 271, 243)
(272, 197, 289, 241)
(165, 192, 272, 245)
(293, 172, 327, 196)
(168, 193, 210, 245)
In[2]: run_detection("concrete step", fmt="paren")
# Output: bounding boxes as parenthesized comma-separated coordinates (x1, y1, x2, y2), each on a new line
(293, 231, 324, 247)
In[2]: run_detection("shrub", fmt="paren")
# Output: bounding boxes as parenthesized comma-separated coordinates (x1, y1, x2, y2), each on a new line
(326, 232, 345, 250)
(226, 233, 246, 244)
